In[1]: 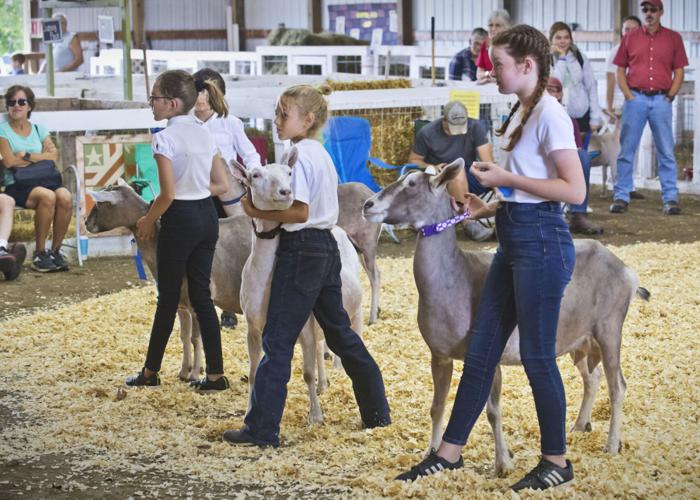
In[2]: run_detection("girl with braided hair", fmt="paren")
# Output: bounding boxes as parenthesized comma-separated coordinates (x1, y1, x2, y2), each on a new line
(396, 25, 585, 491)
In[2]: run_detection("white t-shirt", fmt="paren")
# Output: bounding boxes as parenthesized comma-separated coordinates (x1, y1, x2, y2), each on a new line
(282, 138, 339, 232)
(502, 94, 578, 204)
(194, 112, 262, 169)
(606, 43, 625, 110)
(152, 114, 216, 200)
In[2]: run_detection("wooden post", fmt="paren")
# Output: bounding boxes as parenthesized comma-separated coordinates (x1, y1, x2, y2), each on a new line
(308, 0, 322, 34)
(121, 0, 133, 100)
(131, 0, 144, 48)
(231, 0, 246, 51)
(396, 0, 413, 45)
(430, 16, 435, 86)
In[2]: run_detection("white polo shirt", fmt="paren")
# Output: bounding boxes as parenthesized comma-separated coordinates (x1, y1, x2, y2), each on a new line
(193, 112, 262, 169)
(282, 139, 339, 232)
(502, 94, 578, 204)
(152, 114, 216, 200)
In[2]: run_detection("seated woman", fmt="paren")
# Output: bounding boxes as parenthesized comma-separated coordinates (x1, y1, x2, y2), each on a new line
(0, 193, 26, 280)
(0, 85, 72, 272)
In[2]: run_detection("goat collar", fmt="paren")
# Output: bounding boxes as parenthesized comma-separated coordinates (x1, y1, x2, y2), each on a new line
(420, 211, 471, 237)
(220, 192, 245, 206)
(252, 219, 283, 239)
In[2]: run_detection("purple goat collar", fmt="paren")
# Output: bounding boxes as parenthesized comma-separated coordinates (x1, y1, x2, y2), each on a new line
(420, 211, 471, 237)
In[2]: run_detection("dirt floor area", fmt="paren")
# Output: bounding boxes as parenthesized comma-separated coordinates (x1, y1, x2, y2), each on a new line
(0, 184, 699, 499)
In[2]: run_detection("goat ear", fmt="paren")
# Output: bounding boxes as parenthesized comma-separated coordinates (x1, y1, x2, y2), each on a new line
(116, 177, 128, 187)
(87, 188, 123, 205)
(282, 146, 299, 168)
(430, 158, 464, 189)
(230, 158, 249, 185)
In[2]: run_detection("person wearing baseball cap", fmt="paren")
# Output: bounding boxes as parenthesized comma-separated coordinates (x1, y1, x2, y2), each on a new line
(610, 0, 688, 215)
(409, 100, 495, 241)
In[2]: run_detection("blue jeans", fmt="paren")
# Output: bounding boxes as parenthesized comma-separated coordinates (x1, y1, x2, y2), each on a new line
(244, 228, 390, 446)
(570, 149, 591, 214)
(442, 202, 575, 455)
(614, 91, 679, 203)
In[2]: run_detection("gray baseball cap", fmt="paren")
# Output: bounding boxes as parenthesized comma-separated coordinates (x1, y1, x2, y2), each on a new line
(444, 100, 468, 135)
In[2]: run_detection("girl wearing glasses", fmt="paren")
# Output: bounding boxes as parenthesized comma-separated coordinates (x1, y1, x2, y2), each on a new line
(125, 70, 231, 392)
(0, 85, 71, 273)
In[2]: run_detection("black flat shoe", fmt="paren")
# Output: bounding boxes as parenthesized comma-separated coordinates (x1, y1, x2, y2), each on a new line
(222, 428, 278, 448)
(189, 375, 230, 393)
(125, 368, 160, 387)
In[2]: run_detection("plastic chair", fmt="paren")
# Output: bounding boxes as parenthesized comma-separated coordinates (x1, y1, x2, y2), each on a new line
(130, 143, 160, 202)
(322, 116, 400, 243)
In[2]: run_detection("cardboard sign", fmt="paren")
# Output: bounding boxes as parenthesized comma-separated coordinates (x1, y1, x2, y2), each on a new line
(449, 90, 480, 120)
(41, 19, 62, 44)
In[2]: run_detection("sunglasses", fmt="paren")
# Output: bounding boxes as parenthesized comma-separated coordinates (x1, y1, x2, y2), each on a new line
(641, 6, 659, 13)
(6, 99, 28, 107)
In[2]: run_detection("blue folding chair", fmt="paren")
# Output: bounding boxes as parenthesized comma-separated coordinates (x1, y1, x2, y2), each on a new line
(322, 116, 401, 243)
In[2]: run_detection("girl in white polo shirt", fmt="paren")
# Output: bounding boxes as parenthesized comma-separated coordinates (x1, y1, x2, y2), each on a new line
(222, 84, 390, 448)
(126, 70, 231, 392)
(396, 25, 586, 491)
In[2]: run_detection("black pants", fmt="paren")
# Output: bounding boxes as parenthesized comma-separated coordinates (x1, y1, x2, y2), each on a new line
(144, 197, 223, 374)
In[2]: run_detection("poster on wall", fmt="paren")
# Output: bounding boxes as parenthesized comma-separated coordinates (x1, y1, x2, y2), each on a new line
(328, 2, 398, 45)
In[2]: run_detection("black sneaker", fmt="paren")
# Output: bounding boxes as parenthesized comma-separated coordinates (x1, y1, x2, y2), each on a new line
(32, 250, 58, 273)
(395, 451, 464, 482)
(662, 200, 681, 215)
(0, 247, 16, 275)
(609, 199, 629, 214)
(222, 428, 278, 448)
(220, 311, 238, 329)
(510, 458, 574, 492)
(125, 368, 161, 387)
(189, 375, 230, 393)
(50, 249, 70, 271)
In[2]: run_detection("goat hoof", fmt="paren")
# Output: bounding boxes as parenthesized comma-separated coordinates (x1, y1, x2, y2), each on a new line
(585, 422, 593, 432)
(240, 374, 249, 383)
(508, 449, 514, 459)
(323, 352, 333, 361)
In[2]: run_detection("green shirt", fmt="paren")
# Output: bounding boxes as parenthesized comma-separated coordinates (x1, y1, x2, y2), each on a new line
(0, 121, 49, 186)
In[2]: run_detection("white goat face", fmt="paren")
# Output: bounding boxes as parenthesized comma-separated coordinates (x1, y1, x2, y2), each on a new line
(248, 163, 294, 211)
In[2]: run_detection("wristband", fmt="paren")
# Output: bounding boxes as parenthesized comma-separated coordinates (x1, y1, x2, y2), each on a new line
(23, 152, 31, 161)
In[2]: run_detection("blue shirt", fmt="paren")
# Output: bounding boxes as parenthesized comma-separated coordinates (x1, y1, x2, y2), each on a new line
(448, 49, 478, 81)
(0, 121, 49, 186)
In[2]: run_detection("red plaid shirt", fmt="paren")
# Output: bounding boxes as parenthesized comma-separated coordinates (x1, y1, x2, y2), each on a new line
(613, 25, 688, 92)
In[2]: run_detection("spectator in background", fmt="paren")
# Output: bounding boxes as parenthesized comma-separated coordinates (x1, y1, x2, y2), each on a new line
(549, 21, 603, 136)
(611, 0, 687, 215)
(546, 77, 603, 235)
(0, 85, 72, 272)
(448, 28, 488, 82)
(475, 9, 512, 84)
(11, 54, 26, 75)
(605, 16, 642, 121)
(408, 100, 494, 242)
(49, 13, 84, 72)
(605, 15, 645, 200)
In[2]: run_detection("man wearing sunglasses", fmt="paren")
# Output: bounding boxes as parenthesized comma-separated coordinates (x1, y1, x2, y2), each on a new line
(611, 0, 688, 216)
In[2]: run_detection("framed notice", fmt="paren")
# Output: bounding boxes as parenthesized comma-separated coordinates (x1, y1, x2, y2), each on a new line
(41, 19, 62, 43)
(328, 3, 398, 45)
(98, 15, 115, 44)
(449, 90, 481, 120)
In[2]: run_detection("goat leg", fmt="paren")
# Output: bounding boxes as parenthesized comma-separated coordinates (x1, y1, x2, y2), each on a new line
(427, 354, 453, 455)
(487, 364, 514, 477)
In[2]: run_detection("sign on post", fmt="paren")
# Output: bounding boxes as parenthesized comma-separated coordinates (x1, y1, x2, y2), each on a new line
(41, 19, 63, 43)
(449, 90, 481, 120)
(98, 15, 115, 44)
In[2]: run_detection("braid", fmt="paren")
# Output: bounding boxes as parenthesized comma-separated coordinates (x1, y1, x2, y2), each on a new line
(492, 24, 552, 151)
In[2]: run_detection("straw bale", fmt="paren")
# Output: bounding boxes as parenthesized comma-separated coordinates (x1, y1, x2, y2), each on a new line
(1, 242, 699, 497)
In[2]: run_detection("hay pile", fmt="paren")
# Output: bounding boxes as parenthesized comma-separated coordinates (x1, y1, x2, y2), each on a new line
(1, 242, 699, 497)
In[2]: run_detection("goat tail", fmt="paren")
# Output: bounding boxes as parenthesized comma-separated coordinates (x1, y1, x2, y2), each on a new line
(636, 287, 651, 302)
